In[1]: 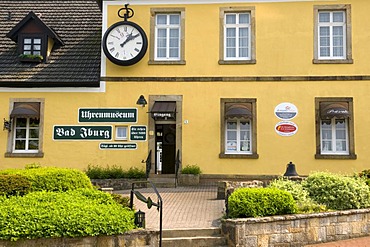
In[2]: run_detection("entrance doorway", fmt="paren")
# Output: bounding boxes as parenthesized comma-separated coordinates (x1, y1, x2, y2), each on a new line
(155, 124, 176, 174)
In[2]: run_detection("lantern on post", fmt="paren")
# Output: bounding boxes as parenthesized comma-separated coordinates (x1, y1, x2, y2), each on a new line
(134, 210, 145, 228)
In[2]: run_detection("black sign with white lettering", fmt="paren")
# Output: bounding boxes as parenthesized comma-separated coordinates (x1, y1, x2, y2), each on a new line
(53, 126, 112, 140)
(78, 108, 137, 123)
(99, 143, 137, 150)
(130, 125, 147, 141)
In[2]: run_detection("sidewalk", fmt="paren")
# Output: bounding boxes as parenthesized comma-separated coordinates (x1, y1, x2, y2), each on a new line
(306, 236, 370, 247)
(116, 185, 370, 246)
(116, 184, 224, 230)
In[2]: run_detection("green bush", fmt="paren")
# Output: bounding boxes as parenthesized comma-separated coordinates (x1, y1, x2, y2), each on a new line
(181, 165, 202, 175)
(0, 174, 32, 197)
(268, 178, 310, 202)
(227, 187, 297, 218)
(126, 167, 146, 179)
(359, 169, 370, 186)
(85, 165, 146, 179)
(0, 167, 93, 192)
(111, 193, 131, 208)
(0, 189, 135, 241)
(303, 172, 370, 210)
(268, 178, 327, 213)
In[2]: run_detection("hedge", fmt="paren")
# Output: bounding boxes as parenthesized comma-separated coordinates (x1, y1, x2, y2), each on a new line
(0, 167, 93, 192)
(85, 165, 146, 179)
(227, 187, 297, 218)
(302, 171, 370, 210)
(0, 189, 135, 241)
(268, 178, 327, 213)
(0, 174, 31, 197)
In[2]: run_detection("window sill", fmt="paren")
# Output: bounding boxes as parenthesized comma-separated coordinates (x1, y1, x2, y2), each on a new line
(312, 59, 353, 64)
(315, 153, 357, 160)
(218, 59, 256, 65)
(219, 153, 259, 159)
(148, 60, 186, 65)
(19, 57, 43, 63)
(5, 152, 44, 158)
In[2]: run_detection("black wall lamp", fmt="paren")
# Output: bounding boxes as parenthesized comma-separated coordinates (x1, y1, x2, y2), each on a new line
(136, 95, 147, 107)
(3, 118, 11, 131)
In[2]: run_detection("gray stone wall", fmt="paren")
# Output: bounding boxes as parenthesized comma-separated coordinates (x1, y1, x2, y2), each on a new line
(222, 208, 370, 247)
(91, 179, 147, 190)
(0, 230, 159, 247)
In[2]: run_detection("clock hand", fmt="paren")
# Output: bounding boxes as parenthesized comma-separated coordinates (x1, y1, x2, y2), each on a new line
(120, 33, 140, 47)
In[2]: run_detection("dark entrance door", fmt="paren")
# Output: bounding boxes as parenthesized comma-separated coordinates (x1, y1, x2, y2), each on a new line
(155, 124, 176, 174)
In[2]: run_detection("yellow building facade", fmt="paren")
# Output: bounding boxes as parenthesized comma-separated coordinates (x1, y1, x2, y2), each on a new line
(1, 0, 370, 176)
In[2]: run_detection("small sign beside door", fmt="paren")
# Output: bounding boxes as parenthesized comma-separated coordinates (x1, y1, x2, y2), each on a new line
(130, 125, 147, 141)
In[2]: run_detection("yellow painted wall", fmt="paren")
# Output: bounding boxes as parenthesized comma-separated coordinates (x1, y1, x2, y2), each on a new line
(3, 78, 370, 175)
(2, 0, 370, 176)
(105, 0, 370, 77)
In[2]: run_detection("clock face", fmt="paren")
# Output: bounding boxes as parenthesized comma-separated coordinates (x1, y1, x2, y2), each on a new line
(102, 21, 148, 66)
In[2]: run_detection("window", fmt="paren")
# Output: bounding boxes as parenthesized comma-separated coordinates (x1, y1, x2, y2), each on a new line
(315, 98, 356, 159)
(226, 119, 252, 153)
(115, 126, 128, 140)
(321, 118, 348, 154)
(313, 5, 352, 64)
(219, 7, 256, 64)
(13, 117, 40, 152)
(149, 8, 185, 65)
(220, 98, 258, 158)
(5, 99, 44, 157)
(22, 37, 42, 55)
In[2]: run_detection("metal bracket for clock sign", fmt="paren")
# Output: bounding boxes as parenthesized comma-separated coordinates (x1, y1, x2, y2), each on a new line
(118, 3, 134, 21)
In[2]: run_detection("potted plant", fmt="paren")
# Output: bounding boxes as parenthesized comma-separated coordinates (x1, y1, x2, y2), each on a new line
(19, 54, 43, 63)
(179, 164, 202, 186)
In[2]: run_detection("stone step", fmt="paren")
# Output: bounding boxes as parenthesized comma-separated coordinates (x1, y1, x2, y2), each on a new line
(162, 236, 227, 247)
(162, 228, 227, 247)
(163, 227, 222, 238)
(148, 176, 177, 188)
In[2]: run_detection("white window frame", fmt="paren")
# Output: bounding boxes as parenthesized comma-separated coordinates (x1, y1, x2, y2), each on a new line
(12, 117, 40, 153)
(313, 5, 352, 64)
(225, 119, 252, 154)
(115, 126, 128, 140)
(5, 99, 44, 158)
(23, 37, 42, 55)
(219, 7, 256, 65)
(320, 118, 349, 155)
(317, 11, 346, 60)
(149, 8, 185, 65)
(155, 14, 181, 61)
(224, 12, 251, 61)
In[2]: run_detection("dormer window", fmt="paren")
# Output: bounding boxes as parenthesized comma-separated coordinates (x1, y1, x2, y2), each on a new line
(6, 11, 64, 63)
(23, 38, 42, 55)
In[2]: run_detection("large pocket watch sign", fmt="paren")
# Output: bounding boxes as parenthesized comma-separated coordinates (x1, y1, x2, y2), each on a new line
(102, 4, 148, 66)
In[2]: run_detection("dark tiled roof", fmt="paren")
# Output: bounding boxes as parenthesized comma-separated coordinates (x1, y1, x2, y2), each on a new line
(0, 0, 102, 87)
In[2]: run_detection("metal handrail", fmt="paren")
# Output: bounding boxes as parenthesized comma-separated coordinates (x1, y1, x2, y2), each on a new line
(143, 150, 152, 179)
(130, 181, 163, 247)
(175, 149, 180, 188)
